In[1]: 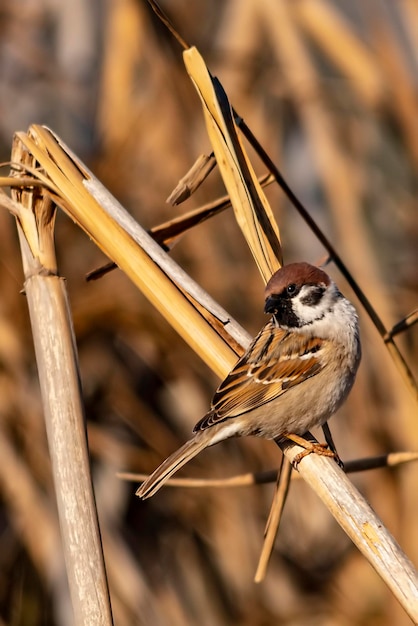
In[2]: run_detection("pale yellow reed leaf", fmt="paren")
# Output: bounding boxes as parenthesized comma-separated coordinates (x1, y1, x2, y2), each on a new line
(183, 47, 282, 283)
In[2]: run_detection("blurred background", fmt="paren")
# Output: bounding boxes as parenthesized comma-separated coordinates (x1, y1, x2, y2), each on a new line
(0, 0, 417, 624)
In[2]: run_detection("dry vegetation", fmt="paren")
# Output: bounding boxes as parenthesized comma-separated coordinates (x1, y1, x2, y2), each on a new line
(0, 1, 417, 625)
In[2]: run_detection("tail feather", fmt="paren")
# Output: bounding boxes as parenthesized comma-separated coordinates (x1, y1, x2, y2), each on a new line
(136, 431, 213, 499)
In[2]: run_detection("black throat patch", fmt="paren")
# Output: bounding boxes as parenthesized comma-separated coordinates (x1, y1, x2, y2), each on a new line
(270, 296, 301, 328)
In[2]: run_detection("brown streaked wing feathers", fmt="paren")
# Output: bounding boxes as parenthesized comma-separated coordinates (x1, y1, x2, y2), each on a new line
(195, 321, 327, 432)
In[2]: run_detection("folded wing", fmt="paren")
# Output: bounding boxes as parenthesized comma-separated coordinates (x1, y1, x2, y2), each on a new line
(195, 321, 328, 430)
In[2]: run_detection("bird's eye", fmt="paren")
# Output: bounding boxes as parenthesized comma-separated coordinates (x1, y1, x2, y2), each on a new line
(286, 283, 297, 295)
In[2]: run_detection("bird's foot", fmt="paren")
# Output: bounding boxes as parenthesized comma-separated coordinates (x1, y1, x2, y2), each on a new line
(282, 433, 338, 467)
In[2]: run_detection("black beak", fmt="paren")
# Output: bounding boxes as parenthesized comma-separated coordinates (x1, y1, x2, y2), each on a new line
(264, 295, 279, 315)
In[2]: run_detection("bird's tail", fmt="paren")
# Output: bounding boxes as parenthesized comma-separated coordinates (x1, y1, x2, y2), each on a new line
(136, 430, 214, 499)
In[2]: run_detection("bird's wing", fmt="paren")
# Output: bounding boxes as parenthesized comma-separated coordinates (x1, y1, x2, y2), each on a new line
(195, 320, 329, 431)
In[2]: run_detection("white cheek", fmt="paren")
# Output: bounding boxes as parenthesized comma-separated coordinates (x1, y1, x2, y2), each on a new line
(292, 297, 318, 324)
(292, 284, 333, 324)
(292, 283, 360, 346)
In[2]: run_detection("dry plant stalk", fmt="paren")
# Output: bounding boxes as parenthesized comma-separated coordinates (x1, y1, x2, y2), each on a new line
(284, 443, 418, 618)
(255, 455, 293, 582)
(166, 152, 216, 205)
(9, 137, 114, 626)
(155, 172, 275, 246)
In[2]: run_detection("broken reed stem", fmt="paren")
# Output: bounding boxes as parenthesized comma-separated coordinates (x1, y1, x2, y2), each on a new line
(27, 281, 112, 622)
(154, 172, 275, 245)
(166, 152, 216, 204)
(10, 139, 113, 624)
(18, 243, 114, 626)
(282, 443, 418, 622)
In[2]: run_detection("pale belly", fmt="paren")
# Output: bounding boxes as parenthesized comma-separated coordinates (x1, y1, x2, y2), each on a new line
(236, 364, 355, 440)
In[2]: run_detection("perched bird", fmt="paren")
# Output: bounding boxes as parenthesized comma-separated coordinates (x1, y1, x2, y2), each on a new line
(137, 262, 361, 499)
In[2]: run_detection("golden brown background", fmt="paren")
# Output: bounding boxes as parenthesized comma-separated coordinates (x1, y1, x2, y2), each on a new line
(0, 1, 417, 624)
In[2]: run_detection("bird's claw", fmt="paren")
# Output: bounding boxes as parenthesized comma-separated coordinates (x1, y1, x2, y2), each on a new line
(292, 442, 342, 467)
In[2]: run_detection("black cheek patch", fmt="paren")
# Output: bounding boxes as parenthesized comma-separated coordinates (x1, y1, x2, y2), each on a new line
(300, 285, 325, 306)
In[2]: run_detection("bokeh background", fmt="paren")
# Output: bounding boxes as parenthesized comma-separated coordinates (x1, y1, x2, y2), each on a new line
(0, 1, 417, 624)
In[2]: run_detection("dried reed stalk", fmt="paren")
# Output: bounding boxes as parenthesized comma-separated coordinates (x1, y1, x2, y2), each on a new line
(166, 153, 216, 204)
(284, 442, 418, 620)
(155, 172, 274, 245)
(255, 455, 293, 582)
(9, 137, 114, 626)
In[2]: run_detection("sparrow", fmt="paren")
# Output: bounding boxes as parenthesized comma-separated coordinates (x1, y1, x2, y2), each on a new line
(137, 262, 361, 499)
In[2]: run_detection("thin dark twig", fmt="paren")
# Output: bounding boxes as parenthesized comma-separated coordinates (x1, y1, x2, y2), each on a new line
(118, 450, 418, 488)
(384, 309, 418, 341)
(147, 0, 190, 50)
